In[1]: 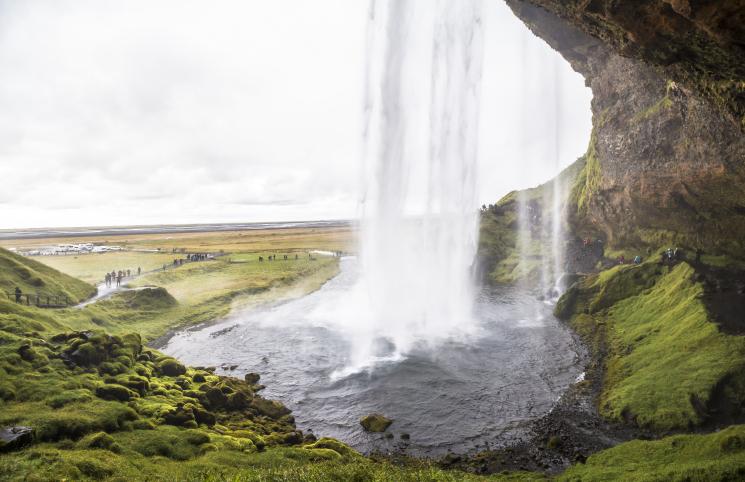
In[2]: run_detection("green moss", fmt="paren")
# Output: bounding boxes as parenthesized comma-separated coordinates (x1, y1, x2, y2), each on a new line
(631, 92, 674, 123)
(156, 358, 187, 377)
(574, 127, 601, 217)
(95, 384, 136, 402)
(558, 261, 745, 431)
(47, 389, 92, 409)
(0, 248, 96, 305)
(359, 413, 393, 433)
(560, 425, 745, 481)
(600, 264, 745, 429)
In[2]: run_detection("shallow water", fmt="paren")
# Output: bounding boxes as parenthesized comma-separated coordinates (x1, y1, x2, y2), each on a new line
(163, 258, 583, 456)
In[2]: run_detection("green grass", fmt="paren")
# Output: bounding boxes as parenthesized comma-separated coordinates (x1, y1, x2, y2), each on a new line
(31, 251, 178, 284)
(573, 129, 600, 217)
(557, 262, 745, 431)
(0, 252, 339, 344)
(601, 263, 745, 429)
(560, 424, 745, 481)
(131, 253, 335, 306)
(478, 157, 586, 284)
(0, 444, 545, 481)
(0, 248, 95, 304)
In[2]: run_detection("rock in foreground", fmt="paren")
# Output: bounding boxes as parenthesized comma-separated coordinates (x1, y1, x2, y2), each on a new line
(360, 413, 393, 433)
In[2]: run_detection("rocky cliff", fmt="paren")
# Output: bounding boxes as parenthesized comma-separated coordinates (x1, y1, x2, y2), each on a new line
(504, 0, 745, 258)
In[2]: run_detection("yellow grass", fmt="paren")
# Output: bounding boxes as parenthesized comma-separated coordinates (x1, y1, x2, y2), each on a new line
(0, 226, 356, 254)
(28, 251, 177, 284)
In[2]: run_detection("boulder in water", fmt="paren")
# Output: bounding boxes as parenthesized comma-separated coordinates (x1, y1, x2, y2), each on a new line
(360, 413, 392, 432)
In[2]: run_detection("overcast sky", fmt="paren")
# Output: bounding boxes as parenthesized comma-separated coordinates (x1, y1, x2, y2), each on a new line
(0, 0, 591, 229)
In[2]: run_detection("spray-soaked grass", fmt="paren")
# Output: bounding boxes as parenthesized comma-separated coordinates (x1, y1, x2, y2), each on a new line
(559, 424, 745, 481)
(558, 261, 745, 431)
(130, 254, 333, 306)
(0, 445, 547, 481)
(600, 263, 745, 429)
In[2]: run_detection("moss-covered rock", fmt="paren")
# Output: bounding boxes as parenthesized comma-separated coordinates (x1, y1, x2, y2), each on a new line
(304, 437, 361, 458)
(95, 384, 136, 402)
(359, 413, 393, 432)
(156, 358, 186, 377)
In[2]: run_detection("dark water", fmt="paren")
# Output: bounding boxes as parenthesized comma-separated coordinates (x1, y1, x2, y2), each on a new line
(163, 258, 583, 456)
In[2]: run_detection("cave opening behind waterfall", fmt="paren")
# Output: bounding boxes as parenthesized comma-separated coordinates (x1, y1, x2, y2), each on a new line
(164, 0, 592, 456)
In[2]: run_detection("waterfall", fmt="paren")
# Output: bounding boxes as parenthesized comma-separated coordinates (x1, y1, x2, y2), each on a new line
(349, 0, 484, 372)
(516, 48, 568, 300)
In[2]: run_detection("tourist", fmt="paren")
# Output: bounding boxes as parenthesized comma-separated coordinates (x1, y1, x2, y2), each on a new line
(105, 272, 110, 287)
(633, 255, 642, 265)
(137, 267, 141, 275)
(127, 269, 131, 277)
(14, 287, 21, 303)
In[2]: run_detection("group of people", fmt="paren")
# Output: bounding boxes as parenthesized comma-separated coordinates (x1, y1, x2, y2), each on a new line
(661, 247, 684, 264)
(616, 255, 643, 265)
(104, 267, 141, 287)
(259, 254, 300, 262)
(161, 252, 214, 271)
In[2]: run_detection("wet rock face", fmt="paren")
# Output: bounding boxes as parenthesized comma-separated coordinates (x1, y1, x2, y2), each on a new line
(0, 426, 33, 453)
(505, 1, 745, 255)
(506, 0, 745, 125)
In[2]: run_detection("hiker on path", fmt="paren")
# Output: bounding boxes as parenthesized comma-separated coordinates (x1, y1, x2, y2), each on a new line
(14, 287, 21, 303)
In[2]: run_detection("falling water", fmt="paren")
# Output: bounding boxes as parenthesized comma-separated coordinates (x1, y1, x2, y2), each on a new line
(516, 40, 568, 300)
(350, 0, 484, 372)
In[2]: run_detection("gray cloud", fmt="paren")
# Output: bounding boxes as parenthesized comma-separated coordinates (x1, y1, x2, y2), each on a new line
(0, 0, 591, 229)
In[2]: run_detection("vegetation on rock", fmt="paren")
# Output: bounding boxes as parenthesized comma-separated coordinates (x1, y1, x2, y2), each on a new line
(556, 260, 745, 431)
(359, 414, 393, 433)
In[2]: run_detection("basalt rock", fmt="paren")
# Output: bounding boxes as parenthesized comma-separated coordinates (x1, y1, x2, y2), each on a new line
(505, 1, 745, 126)
(0, 426, 33, 453)
(503, 1, 745, 258)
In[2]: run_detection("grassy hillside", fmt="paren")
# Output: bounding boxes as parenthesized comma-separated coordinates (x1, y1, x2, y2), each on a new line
(556, 261, 745, 431)
(559, 424, 745, 481)
(478, 157, 586, 284)
(0, 248, 96, 304)
(31, 251, 177, 284)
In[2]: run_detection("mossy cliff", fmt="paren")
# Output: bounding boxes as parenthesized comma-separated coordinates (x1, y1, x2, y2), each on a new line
(556, 260, 745, 431)
(504, 0, 745, 260)
(478, 157, 587, 284)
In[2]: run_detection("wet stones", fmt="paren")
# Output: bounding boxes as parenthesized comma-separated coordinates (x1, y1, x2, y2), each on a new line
(360, 413, 393, 432)
(0, 426, 33, 453)
(244, 372, 261, 385)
